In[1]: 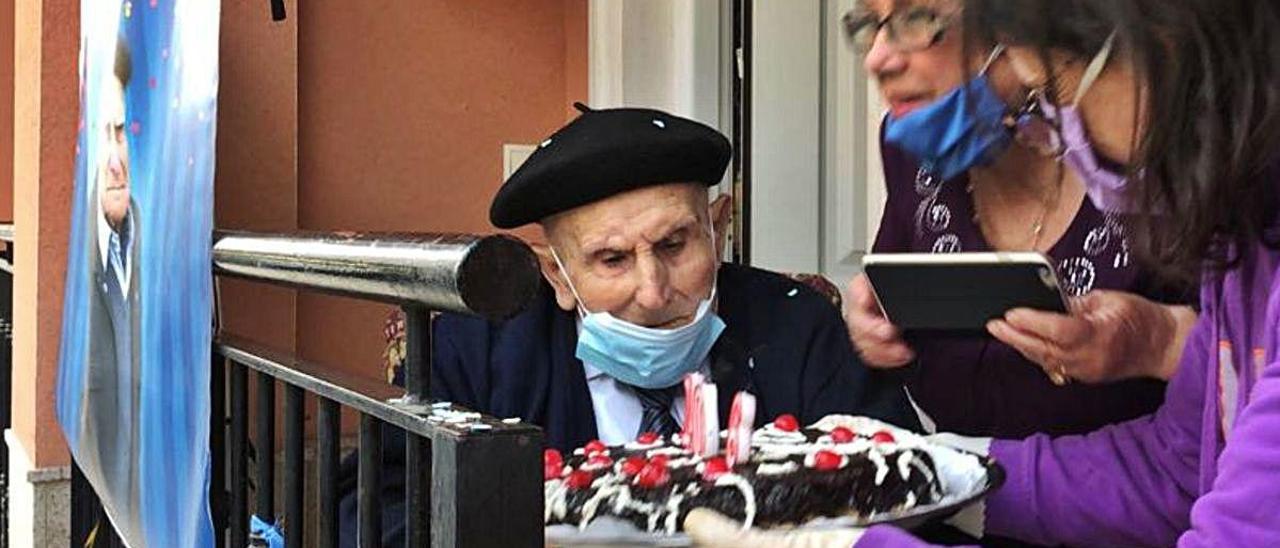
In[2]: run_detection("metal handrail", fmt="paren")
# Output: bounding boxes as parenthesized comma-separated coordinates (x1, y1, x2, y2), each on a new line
(212, 230, 540, 320)
(210, 230, 545, 547)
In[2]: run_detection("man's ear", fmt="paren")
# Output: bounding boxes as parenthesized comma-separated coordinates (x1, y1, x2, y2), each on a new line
(709, 193, 733, 262)
(531, 243, 578, 312)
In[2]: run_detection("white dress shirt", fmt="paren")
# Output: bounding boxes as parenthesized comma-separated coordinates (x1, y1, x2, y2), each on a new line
(582, 362, 693, 445)
(97, 207, 134, 291)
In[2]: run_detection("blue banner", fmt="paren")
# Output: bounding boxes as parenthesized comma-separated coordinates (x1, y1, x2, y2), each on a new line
(56, 1, 219, 545)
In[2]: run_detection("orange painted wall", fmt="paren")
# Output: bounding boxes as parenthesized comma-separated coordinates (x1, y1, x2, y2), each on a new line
(12, 0, 79, 468)
(293, 0, 587, 383)
(215, 0, 299, 355)
(1, 0, 13, 222)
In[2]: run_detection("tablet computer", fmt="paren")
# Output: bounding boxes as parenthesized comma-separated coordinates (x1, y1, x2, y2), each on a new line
(862, 252, 1069, 332)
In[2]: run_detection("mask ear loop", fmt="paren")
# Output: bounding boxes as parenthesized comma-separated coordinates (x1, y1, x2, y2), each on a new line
(978, 44, 1006, 77)
(548, 246, 592, 317)
(705, 212, 721, 304)
(1072, 31, 1116, 107)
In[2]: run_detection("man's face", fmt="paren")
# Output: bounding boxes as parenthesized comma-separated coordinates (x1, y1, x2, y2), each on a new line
(540, 183, 730, 329)
(99, 77, 130, 229)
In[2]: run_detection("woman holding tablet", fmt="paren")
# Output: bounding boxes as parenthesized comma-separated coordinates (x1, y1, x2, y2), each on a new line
(688, 0, 1280, 544)
(843, 0, 1197, 439)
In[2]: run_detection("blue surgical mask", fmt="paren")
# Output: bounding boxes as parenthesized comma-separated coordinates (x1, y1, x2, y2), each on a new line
(883, 46, 1012, 181)
(550, 226, 726, 389)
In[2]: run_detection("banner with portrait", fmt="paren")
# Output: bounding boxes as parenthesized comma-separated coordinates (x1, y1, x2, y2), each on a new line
(55, 1, 219, 545)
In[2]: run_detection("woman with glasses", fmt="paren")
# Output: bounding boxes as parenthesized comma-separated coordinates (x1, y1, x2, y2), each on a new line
(687, 0, 1280, 545)
(842, 0, 1197, 440)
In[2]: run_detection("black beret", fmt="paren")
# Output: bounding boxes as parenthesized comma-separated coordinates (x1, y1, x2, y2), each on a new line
(490, 104, 732, 229)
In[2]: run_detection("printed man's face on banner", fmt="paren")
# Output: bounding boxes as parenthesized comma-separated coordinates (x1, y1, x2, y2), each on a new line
(99, 75, 131, 230)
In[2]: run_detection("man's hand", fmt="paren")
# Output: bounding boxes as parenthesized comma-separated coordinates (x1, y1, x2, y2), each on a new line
(683, 508, 864, 548)
(845, 274, 915, 368)
(986, 290, 1196, 383)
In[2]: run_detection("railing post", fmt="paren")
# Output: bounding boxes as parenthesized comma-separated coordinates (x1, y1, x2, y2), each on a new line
(403, 306, 431, 547)
(229, 363, 249, 546)
(256, 373, 276, 520)
(283, 385, 305, 548)
(316, 398, 341, 548)
(431, 430, 543, 547)
(357, 414, 384, 548)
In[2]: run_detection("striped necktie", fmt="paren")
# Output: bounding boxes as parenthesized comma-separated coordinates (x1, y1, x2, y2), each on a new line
(108, 230, 127, 290)
(628, 384, 682, 439)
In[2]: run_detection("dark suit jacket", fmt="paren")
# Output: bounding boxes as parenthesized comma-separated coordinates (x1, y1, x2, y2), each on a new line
(338, 263, 912, 547)
(79, 202, 143, 540)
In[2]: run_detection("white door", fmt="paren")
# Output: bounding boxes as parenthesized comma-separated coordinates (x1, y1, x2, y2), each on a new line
(749, 0, 886, 292)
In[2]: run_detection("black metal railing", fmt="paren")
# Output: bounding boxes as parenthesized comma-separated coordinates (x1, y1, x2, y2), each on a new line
(211, 231, 544, 548)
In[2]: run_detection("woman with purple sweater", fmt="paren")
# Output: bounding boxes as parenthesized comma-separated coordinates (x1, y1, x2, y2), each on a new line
(687, 0, 1280, 545)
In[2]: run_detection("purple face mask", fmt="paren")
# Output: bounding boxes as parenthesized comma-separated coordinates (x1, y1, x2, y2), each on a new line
(1041, 33, 1139, 213)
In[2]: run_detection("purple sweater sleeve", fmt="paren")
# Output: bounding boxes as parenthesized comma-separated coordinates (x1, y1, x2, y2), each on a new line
(981, 313, 1211, 546)
(854, 525, 970, 547)
(1177, 355, 1280, 546)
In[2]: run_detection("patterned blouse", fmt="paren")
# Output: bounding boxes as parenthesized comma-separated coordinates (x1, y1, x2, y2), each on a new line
(873, 141, 1191, 438)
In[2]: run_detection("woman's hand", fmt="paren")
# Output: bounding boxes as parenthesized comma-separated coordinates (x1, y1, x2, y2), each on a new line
(683, 508, 864, 548)
(986, 290, 1196, 384)
(845, 274, 915, 368)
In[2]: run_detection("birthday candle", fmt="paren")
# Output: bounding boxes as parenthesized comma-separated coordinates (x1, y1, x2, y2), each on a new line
(726, 391, 756, 466)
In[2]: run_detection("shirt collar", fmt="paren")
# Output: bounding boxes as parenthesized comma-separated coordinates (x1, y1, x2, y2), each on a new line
(97, 200, 133, 287)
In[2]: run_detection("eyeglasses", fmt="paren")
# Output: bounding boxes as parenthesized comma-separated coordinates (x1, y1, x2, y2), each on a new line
(842, 5, 957, 54)
(1006, 89, 1065, 158)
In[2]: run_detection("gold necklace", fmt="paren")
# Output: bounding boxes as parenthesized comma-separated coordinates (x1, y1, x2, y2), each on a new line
(970, 165, 1063, 251)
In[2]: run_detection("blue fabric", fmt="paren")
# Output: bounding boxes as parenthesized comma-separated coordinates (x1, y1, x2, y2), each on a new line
(250, 516, 286, 548)
(883, 75, 1011, 181)
(575, 297, 726, 389)
(335, 263, 917, 546)
(55, 2, 218, 546)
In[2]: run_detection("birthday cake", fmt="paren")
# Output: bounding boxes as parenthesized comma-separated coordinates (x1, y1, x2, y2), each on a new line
(543, 414, 944, 535)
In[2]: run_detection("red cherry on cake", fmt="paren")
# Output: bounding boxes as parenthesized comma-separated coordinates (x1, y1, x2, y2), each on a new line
(812, 450, 843, 471)
(621, 456, 647, 476)
(830, 427, 856, 443)
(584, 440, 607, 454)
(871, 430, 896, 444)
(773, 414, 800, 432)
(649, 454, 671, 468)
(635, 462, 671, 488)
(587, 454, 613, 468)
(543, 449, 565, 479)
(565, 469, 594, 490)
(701, 455, 730, 481)
(636, 432, 660, 444)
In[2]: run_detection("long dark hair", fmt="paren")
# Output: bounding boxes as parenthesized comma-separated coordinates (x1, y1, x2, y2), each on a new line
(964, 0, 1280, 284)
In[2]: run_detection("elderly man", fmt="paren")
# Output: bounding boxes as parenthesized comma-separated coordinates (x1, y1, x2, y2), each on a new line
(338, 105, 910, 547)
(80, 36, 143, 538)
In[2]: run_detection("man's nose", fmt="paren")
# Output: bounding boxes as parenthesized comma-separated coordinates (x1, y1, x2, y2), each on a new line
(107, 152, 124, 176)
(633, 255, 670, 310)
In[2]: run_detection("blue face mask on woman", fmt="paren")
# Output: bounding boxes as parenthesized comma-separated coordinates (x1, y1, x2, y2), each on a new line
(883, 46, 1012, 181)
(550, 225, 727, 389)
